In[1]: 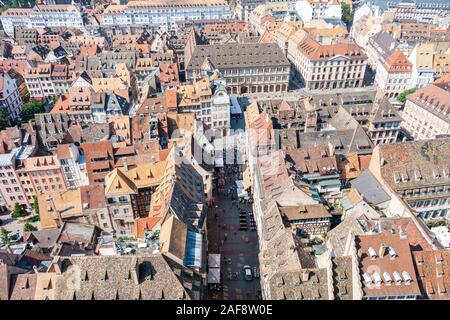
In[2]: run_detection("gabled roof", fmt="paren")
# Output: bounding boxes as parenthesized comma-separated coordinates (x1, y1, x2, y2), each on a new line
(54, 255, 190, 300)
(104, 168, 137, 196)
(297, 37, 366, 61)
(383, 48, 412, 72)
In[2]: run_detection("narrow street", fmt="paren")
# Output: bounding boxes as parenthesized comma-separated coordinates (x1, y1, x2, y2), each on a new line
(207, 165, 261, 300)
(207, 113, 261, 300)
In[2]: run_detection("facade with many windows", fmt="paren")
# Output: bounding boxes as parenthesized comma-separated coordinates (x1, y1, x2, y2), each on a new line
(0, 5, 84, 37)
(294, 37, 367, 90)
(186, 43, 290, 94)
(374, 49, 412, 98)
(0, 152, 29, 210)
(401, 82, 450, 140)
(102, 0, 230, 31)
(369, 139, 450, 221)
(24, 63, 57, 99)
(0, 72, 23, 120)
(21, 156, 67, 195)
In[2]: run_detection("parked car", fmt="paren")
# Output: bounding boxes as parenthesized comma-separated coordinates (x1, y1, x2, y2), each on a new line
(243, 265, 252, 281)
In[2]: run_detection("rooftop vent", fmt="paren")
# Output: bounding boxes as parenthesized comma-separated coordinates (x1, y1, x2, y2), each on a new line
(393, 271, 402, 285)
(388, 247, 398, 259)
(373, 272, 382, 286)
(402, 271, 412, 285)
(363, 272, 372, 286)
(383, 272, 393, 285)
(368, 247, 377, 259)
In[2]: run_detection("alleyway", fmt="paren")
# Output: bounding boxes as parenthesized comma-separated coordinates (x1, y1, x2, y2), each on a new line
(207, 165, 261, 300)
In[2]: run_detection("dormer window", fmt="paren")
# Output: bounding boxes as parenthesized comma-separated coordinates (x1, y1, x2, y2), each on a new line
(383, 272, 393, 285)
(368, 247, 377, 260)
(373, 272, 382, 286)
(402, 271, 412, 285)
(393, 271, 402, 285)
(388, 247, 398, 259)
(414, 170, 422, 181)
(363, 272, 372, 286)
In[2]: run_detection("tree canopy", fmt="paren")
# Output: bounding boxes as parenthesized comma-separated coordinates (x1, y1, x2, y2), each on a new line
(23, 222, 37, 232)
(11, 202, 26, 219)
(20, 99, 45, 124)
(0, 108, 9, 130)
(0, 227, 11, 245)
(341, 2, 353, 25)
(396, 88, 417, 104)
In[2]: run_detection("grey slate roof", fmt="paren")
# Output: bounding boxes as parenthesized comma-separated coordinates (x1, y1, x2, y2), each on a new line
(332, 256, 353, 300)
(168, 182, 206, 231)
(328, 216, 364, 257)
(369, 31, 397, 59)
(269, 268, 330, 300)
(187, 43, 290, 70)
(298, 128, 374, 156)
(54, 255, 190, 300)
(24, 228, 61, 249)
(351, 169, 391, 205)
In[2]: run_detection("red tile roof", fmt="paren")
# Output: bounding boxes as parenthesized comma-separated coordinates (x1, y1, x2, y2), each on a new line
(383, 49, 412, 73)
(413, 250, 449, 299)
(356, 233, 421, 298)
(134, 217, 162, 239)
(298, 37, 366, 61)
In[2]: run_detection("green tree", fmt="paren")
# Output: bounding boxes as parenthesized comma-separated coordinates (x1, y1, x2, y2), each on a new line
(0, 108, 9, 130)
(11, 202, 26, 219)
(341, 2, 353, 25)
(23, 222, 37, 232)
(396, 88, 417, 104)
(0, 227, 11, 245)
(32, 196, 39, 214)
(20, 99, 45, 124)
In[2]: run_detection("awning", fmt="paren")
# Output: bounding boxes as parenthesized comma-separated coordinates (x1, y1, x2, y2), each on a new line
(236, 180, 248, 198)
(184, 230, 202, 268)
(208, 254, 221, 268)
(208, 268, 221, 284)
(215, 157, 224, 168)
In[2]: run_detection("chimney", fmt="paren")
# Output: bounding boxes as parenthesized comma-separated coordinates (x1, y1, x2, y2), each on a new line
(327, 141, 334, 156)
(123, 158, 128, 172)
(32, 265, 39, 274)
(399, 227, 407, 240)
(52, 256, 62, 275)
(301, 271, 309, 282)
(379, 243, 387, 257)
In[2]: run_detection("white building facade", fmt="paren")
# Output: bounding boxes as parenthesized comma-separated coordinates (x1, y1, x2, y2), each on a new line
(401, 83, 450, 140)
(295, 0, 342, 23)
(102, 1, 231, 31)
(0, 72, 23, 120)
(0, 5, 84, 37)
(211, 78, 231, 135)
(374, 49, 412, 98)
